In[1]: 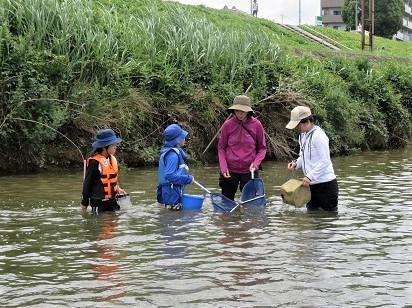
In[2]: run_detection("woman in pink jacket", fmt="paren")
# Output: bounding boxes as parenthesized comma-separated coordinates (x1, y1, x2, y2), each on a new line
(218, 95, 267, 200)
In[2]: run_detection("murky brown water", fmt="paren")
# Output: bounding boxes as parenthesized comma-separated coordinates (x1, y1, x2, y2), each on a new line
(1, 146, 411, 307)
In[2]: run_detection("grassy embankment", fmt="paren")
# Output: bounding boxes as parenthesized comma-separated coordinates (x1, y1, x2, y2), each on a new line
(302, 24, 412, 58)
(0, 0, 411, 173)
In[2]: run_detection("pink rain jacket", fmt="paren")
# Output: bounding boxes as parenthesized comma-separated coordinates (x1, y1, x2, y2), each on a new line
(218, 116, 267, 174)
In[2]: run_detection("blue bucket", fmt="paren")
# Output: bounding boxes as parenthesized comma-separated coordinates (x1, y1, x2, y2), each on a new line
(182, 193, 204, 210)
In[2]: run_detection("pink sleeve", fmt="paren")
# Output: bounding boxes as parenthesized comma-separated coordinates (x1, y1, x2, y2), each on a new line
(253, 121, 267, 167)
(217, 122, 229, 173)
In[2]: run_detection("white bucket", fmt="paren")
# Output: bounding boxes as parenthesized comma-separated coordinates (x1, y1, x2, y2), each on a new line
(116, 194, 132, 208)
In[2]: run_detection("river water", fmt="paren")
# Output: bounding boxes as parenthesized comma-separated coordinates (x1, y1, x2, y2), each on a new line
(1, 146, 411, 307)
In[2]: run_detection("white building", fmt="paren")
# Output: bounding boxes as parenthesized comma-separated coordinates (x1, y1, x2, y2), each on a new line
(393, 0, 412, 42)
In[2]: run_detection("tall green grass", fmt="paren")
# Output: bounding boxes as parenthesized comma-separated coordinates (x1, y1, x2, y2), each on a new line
(3, 0, 122, 81)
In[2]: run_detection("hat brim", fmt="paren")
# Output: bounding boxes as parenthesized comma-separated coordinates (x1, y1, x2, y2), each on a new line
(165, 130, 188, 147)
(227, 104, 254, 113)
(286, 120, 300, 129)
(92, 137, 122, 149)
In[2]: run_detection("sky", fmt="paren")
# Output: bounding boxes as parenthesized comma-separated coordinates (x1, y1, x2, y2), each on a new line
(166, 0, 321, 26)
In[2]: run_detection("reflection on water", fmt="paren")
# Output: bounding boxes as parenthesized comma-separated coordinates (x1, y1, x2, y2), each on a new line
(82, 214, 128, 303)
(0, 146, 411, 306)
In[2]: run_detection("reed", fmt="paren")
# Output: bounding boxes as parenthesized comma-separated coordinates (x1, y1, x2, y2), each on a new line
(3, 0, 283, 90)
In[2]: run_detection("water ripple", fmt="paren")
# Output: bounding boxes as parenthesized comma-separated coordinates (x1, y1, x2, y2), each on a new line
(1, 149, 412, 306)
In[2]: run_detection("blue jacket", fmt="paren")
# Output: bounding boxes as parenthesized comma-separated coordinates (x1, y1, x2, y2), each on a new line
(157, 146, 193, 205)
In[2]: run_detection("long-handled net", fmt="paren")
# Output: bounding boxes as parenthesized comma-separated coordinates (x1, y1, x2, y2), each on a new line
(241, 171, 266, 206)
(194, 181, 265, 213)
(210, 193, 238, 212)
(211, 192, 266, 213)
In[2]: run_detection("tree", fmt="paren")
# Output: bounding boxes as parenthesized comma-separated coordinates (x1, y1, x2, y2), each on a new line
(342, 0, 404, 38)
(342, 1, 361, 31)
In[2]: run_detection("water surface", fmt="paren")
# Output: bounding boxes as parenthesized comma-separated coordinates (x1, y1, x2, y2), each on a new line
(1, 147, 411, 307)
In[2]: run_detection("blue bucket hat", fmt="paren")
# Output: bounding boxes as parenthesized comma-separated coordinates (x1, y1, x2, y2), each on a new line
(92, 128, 122, 149)
(164, 124, 188, 146)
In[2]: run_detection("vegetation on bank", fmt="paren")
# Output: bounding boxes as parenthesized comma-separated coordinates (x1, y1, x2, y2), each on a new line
(302, 25, 412, 58)
(0, 0, 411, 174)
(341, 0, 404, 39)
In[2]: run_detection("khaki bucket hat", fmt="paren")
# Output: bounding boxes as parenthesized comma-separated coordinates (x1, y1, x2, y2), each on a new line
(280, 179, 311, 207)
(227, 95, 254, 113)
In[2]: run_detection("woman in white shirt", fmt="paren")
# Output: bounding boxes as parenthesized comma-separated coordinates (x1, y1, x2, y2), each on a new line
(286, 106, 339, 212)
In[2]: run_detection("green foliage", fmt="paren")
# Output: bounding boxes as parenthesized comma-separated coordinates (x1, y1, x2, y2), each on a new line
(289, 52, 411, 153)
(0, 0, 411, 173)
(374, 0, 404, 38)
(341, 0, 360, 31)
(342, 0, 404, 38)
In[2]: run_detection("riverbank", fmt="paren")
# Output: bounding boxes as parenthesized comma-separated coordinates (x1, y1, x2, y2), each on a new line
(0, 0, 411, 174)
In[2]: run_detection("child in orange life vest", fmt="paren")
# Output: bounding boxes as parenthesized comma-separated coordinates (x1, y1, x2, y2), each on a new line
(81, 129, 126, 213)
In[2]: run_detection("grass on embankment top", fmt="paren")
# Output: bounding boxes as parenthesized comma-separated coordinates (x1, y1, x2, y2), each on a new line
(168, 1, 412, 60)
(163, 1, 329, 50)
(303, 25, 412, 59)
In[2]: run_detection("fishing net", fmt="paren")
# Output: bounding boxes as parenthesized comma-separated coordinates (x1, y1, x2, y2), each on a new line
(241, 178, 266, 206)
(210, 193, 238, 212)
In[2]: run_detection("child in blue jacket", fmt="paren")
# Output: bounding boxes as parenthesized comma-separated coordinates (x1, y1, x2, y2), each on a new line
(157, 124, 195, 210)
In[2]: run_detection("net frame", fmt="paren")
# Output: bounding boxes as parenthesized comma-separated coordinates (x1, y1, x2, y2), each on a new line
(241, 178, 266, 206)
(210, 193, 266, 212)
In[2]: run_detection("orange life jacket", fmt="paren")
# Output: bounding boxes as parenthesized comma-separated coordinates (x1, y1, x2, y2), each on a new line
(88, 153, 119, 199)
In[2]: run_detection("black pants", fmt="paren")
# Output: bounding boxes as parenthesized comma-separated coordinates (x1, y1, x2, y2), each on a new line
(90, 198, 120, 213)
(307, 179, 339, 212)
(219, 171, 259, 200)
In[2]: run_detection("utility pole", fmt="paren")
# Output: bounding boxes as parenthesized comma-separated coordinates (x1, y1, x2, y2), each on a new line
(350, 0, 360, 30)
(361, 0, 365, 49)
(369, 0, 374, 51)
(299, 0, 301, 25)
(250, 0, 252, 15)
(361, 0, 374, 51)
(354, 0, 359, 30)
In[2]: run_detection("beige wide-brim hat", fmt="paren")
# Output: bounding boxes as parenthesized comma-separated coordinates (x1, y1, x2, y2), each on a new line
(227, 95, 254, 114)
(286, 106, 312, 129)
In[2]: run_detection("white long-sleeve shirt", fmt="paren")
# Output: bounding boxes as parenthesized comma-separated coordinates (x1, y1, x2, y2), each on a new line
(252, 2, 258, 11)
(295, 125, 336, 184)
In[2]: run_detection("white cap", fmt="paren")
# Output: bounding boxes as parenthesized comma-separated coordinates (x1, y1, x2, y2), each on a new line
(286, 106, 312, 129)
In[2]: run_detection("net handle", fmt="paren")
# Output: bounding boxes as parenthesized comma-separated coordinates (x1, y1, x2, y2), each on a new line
(194, 180, 211, 194)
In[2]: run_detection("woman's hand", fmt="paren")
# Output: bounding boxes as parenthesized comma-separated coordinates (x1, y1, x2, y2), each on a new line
(222, 170, 231, 178)
(302, 176, 311, 187)
(287, 161, 297, 170)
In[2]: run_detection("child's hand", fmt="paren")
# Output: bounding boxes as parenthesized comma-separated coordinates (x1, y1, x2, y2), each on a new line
(117, 188, 126, 195)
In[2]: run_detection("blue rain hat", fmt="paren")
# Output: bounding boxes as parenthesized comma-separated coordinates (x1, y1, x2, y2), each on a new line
(164, 124, 188, 146)
(92, 128, 122, 149)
